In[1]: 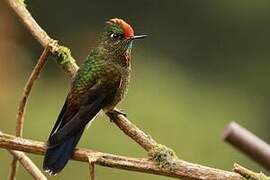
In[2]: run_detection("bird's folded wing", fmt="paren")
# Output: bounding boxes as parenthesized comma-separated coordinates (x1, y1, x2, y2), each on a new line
(48, 82, 115, 145)
(48, 101, 68, 138)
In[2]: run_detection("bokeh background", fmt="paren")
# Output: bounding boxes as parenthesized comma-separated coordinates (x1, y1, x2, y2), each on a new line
(1, 0, 270, 179)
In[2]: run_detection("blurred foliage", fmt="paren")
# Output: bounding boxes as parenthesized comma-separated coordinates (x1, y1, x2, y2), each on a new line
(1, 0, 270, 179)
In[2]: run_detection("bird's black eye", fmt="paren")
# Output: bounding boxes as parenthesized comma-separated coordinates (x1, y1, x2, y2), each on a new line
(109, 32, 124, 39)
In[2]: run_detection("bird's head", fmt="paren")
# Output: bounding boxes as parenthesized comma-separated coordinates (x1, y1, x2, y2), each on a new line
(100, 18, 146, 59)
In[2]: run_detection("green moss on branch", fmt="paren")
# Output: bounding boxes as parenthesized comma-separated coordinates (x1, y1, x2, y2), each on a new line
(148, 144, 177, 171)
(16, 0, 26, 6)
(233, 163, 270, 180)
(52, 45, 79, 77)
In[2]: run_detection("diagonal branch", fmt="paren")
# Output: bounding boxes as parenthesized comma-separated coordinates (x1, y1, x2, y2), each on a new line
(9, 150, 47, 180)
(107, 110, 158, 151)
(0, 132, 243, 180)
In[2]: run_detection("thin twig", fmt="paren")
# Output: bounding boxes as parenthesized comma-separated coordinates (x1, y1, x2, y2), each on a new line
(9, 47, 50, 180)
(16, 46, 50, 137)
(223, 122, 270, 171)
(9, 151, 47, 180)
(89, 163, 95, 180)
(233, 163, 270, 180)
(88, 155, 99, 180)
(0, 132, 243, 180)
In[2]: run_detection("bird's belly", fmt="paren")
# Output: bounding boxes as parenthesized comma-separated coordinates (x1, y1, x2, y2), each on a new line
(103, 73, 130, 112)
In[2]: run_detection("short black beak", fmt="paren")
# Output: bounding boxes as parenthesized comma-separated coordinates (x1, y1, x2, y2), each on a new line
(130, 35, 147, 40)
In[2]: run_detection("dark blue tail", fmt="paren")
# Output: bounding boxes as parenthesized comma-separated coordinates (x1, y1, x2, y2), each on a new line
(43, 129, 84, 175)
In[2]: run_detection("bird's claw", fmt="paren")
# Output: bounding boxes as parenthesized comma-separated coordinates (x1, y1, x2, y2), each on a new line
(113, 109, 127, 117)
(106, 108, 127, 122)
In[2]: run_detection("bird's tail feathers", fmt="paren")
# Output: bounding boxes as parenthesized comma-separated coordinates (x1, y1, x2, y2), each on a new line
(43, 128, 84, 175)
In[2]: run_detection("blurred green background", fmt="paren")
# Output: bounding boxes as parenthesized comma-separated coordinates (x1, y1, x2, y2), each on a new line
(1, 0, 270, 179)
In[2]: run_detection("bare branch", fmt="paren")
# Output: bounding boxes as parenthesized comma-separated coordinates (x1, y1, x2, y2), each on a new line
(89, 163, 95, 180)
(16, 46, 50, 137)
(88, 155, 99, 180)
(8, 158, 17, 180)
(223, 122, 270, 171)
(0, 132, 243, 180)
(9, 46, 51, 180)
(107, 110, 158, 151)
(9, 151, 47, 180)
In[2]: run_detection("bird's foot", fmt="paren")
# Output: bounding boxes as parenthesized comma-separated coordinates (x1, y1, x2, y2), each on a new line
(106, 108, 127, 122)
(113, 108, 127, 117)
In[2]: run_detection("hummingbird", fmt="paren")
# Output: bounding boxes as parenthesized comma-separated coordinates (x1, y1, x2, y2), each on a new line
(43, 18, 146, 175)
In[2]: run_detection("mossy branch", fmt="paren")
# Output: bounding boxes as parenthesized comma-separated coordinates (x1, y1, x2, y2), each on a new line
(233, 163, 270, 180)
(51, 44, 79, 76)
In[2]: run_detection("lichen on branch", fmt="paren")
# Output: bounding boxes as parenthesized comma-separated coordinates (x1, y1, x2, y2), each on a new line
(148, 144, 177, 171)
(233, 163, 270, 180)
(51, 44, 79, 76)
